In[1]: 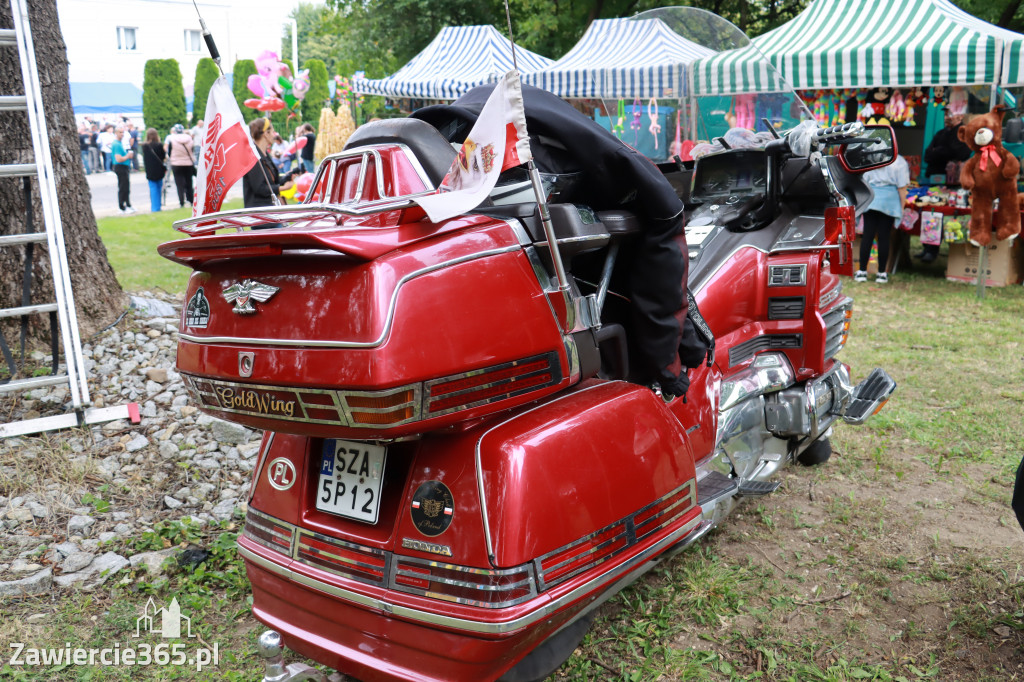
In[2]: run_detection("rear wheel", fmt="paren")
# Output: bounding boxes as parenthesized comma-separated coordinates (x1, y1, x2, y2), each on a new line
(796, 437, 832, 466)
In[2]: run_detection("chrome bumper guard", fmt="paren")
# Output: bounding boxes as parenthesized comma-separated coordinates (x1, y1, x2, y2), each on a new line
(765, 363, 895, 440)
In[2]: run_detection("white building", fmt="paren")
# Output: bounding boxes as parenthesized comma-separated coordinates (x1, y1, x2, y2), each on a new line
(56, 0, 300, 117)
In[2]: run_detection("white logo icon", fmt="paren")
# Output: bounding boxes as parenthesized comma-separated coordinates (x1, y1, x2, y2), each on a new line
(135, 597, 195, 639)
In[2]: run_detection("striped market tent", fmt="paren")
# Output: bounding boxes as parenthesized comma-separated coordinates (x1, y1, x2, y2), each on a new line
(691, 0, 1024, 96)
(524, 17, 713, 99)
(352, 25, 552, 100)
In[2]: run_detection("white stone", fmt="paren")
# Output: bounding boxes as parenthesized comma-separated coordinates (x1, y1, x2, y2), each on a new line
(67, 515, 96, 536)
(129, 548, 175, 575)
(125, 435, 149, 453)
(0, 568, 51, 597)
(61, 552, 95, 573)
(163, 496, 183, 510)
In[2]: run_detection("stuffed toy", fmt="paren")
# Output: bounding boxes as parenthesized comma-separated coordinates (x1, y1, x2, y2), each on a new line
(958, 108, 1021, 246)
(860, 87, 891, 125)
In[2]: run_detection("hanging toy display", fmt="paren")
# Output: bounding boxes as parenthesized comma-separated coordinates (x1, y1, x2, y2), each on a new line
(885, 89, 906, 124)
(947, 86, 968, 119)
(931, 85, 946, 109)
(630, 97, 642, 146)
(734, 93, 757, 129)
(903, 87, 927, 126)
(613, 100, 626, 139)
(647, 98, 662, 150)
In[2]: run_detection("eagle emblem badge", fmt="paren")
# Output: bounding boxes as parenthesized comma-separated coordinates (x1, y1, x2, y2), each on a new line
(410, 480, 454, 537)
(222, 279, 279, 314)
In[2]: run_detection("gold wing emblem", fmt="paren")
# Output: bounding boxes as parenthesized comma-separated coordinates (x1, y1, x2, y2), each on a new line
(222, 279, 280, 314)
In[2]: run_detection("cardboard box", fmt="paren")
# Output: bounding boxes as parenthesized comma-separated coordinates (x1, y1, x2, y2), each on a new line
(945, 238, 1024, 287)
(851, 237, 880, 275)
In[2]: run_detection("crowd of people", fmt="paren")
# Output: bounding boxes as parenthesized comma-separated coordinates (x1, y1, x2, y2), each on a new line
(78, 116, 317, 215)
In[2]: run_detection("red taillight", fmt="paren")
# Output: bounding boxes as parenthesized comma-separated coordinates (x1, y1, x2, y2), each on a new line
(343, 388, 418, 426)
(426, 354, 560, 415)
(244, 509, 294, 555)
(392, 558, 536, 608)
(296, 532, 388, 585)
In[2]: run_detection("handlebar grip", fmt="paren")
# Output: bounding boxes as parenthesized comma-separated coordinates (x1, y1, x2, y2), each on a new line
(813, 121, 865, 144)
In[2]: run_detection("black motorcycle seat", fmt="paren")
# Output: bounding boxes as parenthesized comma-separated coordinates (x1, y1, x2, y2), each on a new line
(344, 118, 457, 189)
(595, 211, 641, 237)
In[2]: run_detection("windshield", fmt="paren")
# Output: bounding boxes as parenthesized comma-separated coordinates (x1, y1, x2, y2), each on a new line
(585, 7, 813, 164)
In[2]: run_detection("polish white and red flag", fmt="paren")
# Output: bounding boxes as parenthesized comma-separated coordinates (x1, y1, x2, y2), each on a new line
(414, 70, 532, 223)
(192, 76, 262, 219)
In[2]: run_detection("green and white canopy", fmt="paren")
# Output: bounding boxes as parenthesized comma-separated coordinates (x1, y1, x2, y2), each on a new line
(692, 0, 1024, 95)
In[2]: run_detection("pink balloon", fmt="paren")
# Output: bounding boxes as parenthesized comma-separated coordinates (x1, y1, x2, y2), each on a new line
(247, 74, 265, 98)
(286, 136, 308, 155)
(294, 172, 314, 201)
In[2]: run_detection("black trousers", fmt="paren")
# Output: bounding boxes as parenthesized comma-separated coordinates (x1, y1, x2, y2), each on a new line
(1013, 456, 1024, 532)
(859, 209, 893, 272)
(172, 166, 194, 207)
(113, 164, 131, 209)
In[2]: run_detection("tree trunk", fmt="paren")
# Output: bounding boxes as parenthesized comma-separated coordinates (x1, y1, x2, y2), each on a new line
(0, 0, 127, 356)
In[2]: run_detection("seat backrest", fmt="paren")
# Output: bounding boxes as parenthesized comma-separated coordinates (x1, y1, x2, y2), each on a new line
(344, 118, 456, 189)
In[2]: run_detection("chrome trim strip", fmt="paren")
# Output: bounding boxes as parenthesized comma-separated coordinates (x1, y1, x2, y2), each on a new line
(185, 376, 423, 428)
(474, 383, 610, 562)
(179, 246, 521, 348)
(770, 244, 840, 254)
(249, 433, 275, 503)
(241, 514, 703, 635)
(423, 353, 560, 419)
(768, 263, 807, 287)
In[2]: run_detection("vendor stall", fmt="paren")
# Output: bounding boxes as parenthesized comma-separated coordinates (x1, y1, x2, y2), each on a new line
(352, 25, 552, 101)
(688, 0, 1024, 284)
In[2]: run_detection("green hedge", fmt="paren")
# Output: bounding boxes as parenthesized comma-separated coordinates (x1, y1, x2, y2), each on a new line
(192, 58, 219, 123)
(232, 59, 258, 124)
(142, 59, 186, 136)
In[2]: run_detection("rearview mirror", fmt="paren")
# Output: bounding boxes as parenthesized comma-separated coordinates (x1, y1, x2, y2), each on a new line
(839, 125, 898, 172)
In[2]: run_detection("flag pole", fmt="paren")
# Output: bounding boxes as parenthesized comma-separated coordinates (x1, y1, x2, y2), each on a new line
(502, 1, 569, 296)
(191, 0, 282, 208)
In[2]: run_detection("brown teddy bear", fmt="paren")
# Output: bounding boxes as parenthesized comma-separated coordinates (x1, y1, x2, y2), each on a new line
(958, 107, 1021, 246)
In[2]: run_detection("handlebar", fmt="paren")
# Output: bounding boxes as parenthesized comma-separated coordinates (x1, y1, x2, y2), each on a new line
(812, 121, 866, 146)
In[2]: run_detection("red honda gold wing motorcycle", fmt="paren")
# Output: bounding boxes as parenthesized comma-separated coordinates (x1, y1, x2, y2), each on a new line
(159, 9, 896, 681)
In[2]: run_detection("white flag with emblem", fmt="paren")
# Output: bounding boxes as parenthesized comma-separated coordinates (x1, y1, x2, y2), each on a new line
(414, 70, 532, 223)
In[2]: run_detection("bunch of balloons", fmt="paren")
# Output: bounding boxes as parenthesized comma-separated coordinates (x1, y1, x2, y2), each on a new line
(280, 172, 315, 202)
(245, 50, 310, 118)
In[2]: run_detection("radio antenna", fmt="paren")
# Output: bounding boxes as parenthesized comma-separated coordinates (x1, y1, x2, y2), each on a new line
(192, 0, 223, 76)
(503, 0, 519, 71)
(190, 0, 282, 207)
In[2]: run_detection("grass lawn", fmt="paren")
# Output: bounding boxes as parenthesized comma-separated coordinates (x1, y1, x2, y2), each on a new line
(96, 199, 243, 295)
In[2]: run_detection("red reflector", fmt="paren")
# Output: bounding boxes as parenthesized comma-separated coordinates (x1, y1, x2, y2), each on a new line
(174, 244, 282, 261)
(430, 359, 550, 397)
(346, 389, 415, 410)
(429, 372, 550, 412)
(351, 406, 414, 425)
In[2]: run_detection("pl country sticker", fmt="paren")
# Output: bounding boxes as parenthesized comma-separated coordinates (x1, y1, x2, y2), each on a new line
(410, 480, 454, 537)
(185, 287, 210, 328)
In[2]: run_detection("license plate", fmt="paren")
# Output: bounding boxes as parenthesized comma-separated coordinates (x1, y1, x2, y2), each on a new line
(315, 439, 387, 524)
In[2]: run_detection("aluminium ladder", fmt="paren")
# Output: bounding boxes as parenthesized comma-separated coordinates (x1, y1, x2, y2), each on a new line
(0, 0, 138, 438)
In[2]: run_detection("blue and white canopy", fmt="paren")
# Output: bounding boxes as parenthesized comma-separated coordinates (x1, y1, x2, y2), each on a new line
(524, 18, 713, 99)
(353, 25, 552, 100)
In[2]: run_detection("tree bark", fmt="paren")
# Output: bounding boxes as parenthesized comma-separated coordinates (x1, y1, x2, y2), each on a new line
(0, 0, 127, 354)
